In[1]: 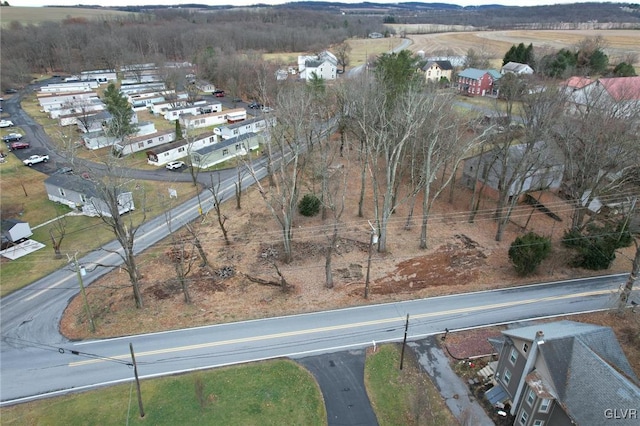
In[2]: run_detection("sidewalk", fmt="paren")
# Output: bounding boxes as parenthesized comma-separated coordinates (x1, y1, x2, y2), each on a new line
(409, 337, 494, 426)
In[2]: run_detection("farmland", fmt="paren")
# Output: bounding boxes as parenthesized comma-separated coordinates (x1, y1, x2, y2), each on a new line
(0, 6, 136, 27)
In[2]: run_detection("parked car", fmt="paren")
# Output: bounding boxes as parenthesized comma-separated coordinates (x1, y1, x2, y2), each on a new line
(248, 101, 263, 109)
(2, 133, 23, 143)
(0, 120, 14, 128)
(9, 141, 29, 150)
(213, 89, 225, 97)
(23, 154, 49, 166)
(165, 161, 185, 170)
(232, 97, 242, 103)
(261, 106, 274, 113)
(4, 88, 17, 94)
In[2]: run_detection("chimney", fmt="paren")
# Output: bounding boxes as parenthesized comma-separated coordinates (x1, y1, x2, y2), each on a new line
(510, 330, 545, 416)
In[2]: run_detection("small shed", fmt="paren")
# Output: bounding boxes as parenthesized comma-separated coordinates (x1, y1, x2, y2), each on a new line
(1, 219, 33, 248)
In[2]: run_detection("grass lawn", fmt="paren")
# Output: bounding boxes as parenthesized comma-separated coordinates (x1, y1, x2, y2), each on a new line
(0, 359, 326, 425)
(365, 344, 456, 426)
(0, 344, 453, 425)
(0, 154, 202, 296)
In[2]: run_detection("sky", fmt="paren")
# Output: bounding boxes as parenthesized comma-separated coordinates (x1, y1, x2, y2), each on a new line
(10, 1, 631, 8)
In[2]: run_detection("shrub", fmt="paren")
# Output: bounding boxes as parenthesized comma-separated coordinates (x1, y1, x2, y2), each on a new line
(298, 193, 321, 217)
(508, 232, 551, 276)
(563, 221, 631, 270)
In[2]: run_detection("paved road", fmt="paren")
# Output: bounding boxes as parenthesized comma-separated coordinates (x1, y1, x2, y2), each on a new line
(1, 273, 632, 404)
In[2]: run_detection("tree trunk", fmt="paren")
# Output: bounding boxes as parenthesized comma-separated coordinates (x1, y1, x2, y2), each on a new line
(125, 246, 143, 308)
(617, 242, 639, 313)
(358, 153, 367, 218)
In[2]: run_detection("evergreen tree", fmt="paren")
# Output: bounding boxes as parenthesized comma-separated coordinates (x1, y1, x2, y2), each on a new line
(508, 232, 552, 276)
(613, 62, 637, 77)
(103, 83, 136, 141)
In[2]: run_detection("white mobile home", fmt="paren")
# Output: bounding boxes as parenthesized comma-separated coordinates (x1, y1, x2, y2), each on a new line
(163, 103, 206, 121)
(214, 116, 274, 140)
(80, 69, 118, 83)
(48, 99, 105, 119)
(38, 92, 99, 112)
(191, 132, 262, 169)
(39, 81, 99, 93)
(115, 130, 176, 155)
(146, 131, 218, 166)
(180, 108, 246, 130)
(119, 82, 166, 95)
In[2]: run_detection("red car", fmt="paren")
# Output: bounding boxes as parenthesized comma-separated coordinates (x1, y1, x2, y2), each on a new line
(10, 141, 30, 150)
(213, 89, 225, 97)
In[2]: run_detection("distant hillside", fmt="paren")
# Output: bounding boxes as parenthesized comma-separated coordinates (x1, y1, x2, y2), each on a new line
(0, 6, 137, 27)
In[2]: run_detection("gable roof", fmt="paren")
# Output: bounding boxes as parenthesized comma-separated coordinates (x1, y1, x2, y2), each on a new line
(458, 68, 501, 80)
(503, 320, 640, 425)
(194, 132, 259, 156)
(501, 62, 533, 73)
(562, 76, 594, 90)
(422, 60, 453, 71)
(44, 174, 102, 198)
(596, 76, 640, 101)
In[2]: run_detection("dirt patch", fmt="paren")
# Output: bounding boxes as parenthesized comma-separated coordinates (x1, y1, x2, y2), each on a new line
(60, 137, 638, 378)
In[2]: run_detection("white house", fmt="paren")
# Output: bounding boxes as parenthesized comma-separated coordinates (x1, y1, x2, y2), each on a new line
(195, 80, 216, 92)
(119, 82, 166, 95)
(214, 116, 275, 140)
(44, 174, 135, 218)
(80, 69, 118, 83)
(39, 81, 99, 93)
(191, 132, 263, 169)
(114, 130, 176, 155)
(48, 98, 105, 119)
(298, 51, 338, 81)
(128, 90, 171, 111)
(501, 62, 534, 75)
(81, 119, 153, 150)
(146, 131, 219, 166)
(163, 103, 207, 121)
(38, 91, 99, 112)
(180, 108, 246, 131)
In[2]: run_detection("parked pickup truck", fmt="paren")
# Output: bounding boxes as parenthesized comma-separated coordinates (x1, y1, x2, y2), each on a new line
(23, 154, 49, 166)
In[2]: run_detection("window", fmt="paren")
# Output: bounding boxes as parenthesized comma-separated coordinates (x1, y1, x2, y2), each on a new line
(80, 194, 87, 203)
(503, 369, 511, 385)
(147, 139, 153, 145)
(523, 343, 529, 353)
(178, 147, 185, 152)
(533, 421, 544, 426)
(510, 348, 518, 364)
(526, 388, 535, 406)
(222, 149, 229, 156)
(159, 136, 165, 141)
(138, 142, 144, 148)
(519, 410, 528, 425)
(209, 137, 215, 143)
(58, 188, 66, 197)
(539, 398, 551, 413)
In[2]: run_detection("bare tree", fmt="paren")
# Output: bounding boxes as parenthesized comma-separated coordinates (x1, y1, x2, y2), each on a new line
(165, 214, 197, 304)
(93, 167, 145, 308)
(48, 208, 67, 259)
(334, 42, 351, 74)
(617, 239, 639, 313)
(207, 175, 231, 245)
(554, 81, 640, 231)
(245, 85, 313, 263)
(184, 222, 209, 268)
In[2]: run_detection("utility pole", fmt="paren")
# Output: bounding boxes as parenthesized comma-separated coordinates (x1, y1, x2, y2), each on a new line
(129, 343, 145, 418)
(400, 314, 409, 370)
(72, 253, 95, 333)
(364, 221, 378, 299)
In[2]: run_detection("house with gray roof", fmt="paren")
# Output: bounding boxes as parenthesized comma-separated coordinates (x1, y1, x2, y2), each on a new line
(190, 132, 263, 169)
(44, 174, 134, 218)
(486, 320, 640, 425)
(422, 60, 453, 83)
(501, 62, 534, 75)
(298, 51, 338, 81)
(457, 68, 501, 97)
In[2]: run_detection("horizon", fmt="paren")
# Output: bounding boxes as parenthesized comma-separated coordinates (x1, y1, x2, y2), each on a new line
(11, 1, 632, 9)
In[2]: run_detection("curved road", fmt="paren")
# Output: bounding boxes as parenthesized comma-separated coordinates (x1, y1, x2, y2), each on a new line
(1, 72, 636, 407)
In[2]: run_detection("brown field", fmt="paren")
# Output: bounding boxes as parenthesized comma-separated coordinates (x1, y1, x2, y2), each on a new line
(0, 6, 137, 27)
(396, 28, 640, 67)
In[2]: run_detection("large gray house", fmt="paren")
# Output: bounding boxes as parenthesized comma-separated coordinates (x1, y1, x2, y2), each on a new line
(44, 174, 135, 218)
(486, 320, 640, 426)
